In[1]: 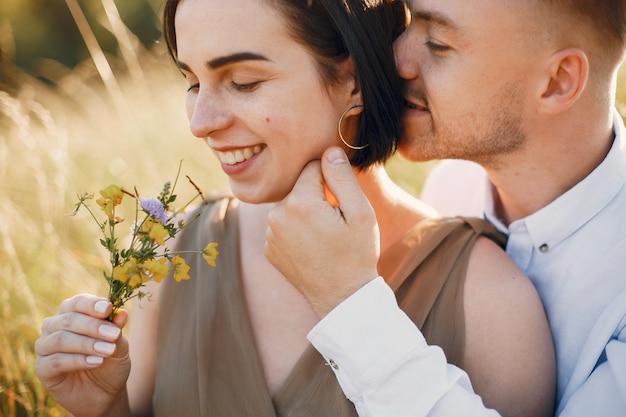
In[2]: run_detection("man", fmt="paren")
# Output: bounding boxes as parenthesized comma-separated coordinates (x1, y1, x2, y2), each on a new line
(265, 0, 626, 416)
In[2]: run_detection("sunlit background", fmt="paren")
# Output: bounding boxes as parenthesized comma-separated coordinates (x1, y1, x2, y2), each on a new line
(0, 1, 623, 415)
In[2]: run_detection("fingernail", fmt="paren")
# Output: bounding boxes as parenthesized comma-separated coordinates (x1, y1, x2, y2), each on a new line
(86, 355, 104, 365)
(94, 341, 116, 355)
(94, 300, 109, 314)
(98, 324, 121, 339)
(327, 148, 348, 164)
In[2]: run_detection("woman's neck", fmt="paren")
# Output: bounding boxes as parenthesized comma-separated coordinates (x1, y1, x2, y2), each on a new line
(355, 165, 435, 254)
(236, 165, 436, 255)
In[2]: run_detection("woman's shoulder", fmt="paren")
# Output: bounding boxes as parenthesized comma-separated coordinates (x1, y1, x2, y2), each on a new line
(462, 237, 556, 416)
(398, 214, 504, 252)
(464, 236, 539, 309)
(175, 191, 236, 223)
(193, 190, 236, 214)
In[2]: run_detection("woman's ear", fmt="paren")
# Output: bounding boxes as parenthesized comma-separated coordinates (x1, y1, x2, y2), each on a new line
(537, 48, 588, 114)
(339, 58, 362, 104)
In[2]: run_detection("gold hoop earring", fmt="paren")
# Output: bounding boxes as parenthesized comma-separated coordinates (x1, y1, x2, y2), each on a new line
(338, 104, 368, 150)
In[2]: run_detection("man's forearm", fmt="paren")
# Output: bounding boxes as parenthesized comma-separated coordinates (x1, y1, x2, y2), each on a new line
(308, 278, 500, 417)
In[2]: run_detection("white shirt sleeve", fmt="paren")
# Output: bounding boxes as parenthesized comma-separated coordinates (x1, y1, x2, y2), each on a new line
(556, 298, 626, 417)
(307, 277, 501, 417)
(557, 337, 626, 416)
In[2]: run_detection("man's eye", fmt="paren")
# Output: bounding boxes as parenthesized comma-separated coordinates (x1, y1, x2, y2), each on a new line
(425, 41, 450, 53)
(186, 83, 199, 92)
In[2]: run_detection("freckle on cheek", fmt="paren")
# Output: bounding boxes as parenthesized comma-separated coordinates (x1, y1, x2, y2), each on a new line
(265, 117, 271, 123)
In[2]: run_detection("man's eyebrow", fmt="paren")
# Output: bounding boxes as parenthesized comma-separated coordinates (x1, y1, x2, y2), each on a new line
(412, 10, 460, 32)
(176, 52, 271, 72)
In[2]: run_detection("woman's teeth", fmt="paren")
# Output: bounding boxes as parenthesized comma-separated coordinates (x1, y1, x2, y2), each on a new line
(217, 145, 263, 165)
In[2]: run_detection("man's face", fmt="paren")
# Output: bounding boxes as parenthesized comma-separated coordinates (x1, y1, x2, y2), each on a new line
(394, 0, 538, 166)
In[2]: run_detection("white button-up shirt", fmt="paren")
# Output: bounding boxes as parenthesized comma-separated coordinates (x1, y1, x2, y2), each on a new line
(420, 110, 626, 415)
(309, 111, 626, 416)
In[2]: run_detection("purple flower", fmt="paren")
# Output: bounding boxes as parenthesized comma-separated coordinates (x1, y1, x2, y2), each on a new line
(139, 198, 168, 224)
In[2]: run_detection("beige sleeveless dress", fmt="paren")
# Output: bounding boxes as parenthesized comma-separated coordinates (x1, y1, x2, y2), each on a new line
(153, 196, 505, 416)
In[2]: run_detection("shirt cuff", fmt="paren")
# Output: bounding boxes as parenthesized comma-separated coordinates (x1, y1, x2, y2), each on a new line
(307, 276, 428, 398)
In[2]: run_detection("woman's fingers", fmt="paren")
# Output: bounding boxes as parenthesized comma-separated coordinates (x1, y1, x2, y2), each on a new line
(35, 293, 127, 378)
(41, 309, 121, 341)
(57, 294, 112, 318)
(36, 325, 118, 356)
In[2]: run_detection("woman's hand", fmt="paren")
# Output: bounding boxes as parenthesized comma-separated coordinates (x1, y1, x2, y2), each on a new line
(35, 294, 132, 417)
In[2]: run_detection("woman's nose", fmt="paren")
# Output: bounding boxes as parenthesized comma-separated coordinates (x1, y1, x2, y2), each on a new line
(186, 91, 234, 139)
(393, 31, 420, 81)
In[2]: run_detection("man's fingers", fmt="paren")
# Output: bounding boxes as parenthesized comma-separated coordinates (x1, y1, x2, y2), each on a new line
(321, 147, 373, 220)
(267, 159, 331, 266)
(287, 159, 325, 203)
(276, 159, 338, 223)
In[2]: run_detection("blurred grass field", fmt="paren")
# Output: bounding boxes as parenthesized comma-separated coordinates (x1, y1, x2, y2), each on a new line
(0, 50, 223, 417)
(0, 2, 624, 415)
(0, 13, 434, 417)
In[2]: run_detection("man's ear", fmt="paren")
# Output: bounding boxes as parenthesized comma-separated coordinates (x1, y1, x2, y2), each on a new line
(537, 48, 588, 114)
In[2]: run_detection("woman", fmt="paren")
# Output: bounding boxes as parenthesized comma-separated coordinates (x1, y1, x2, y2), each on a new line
(34, 0, 555, 416)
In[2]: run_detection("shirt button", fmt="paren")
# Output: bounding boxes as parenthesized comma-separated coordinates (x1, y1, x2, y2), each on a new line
(538, 244, 549, 253)
(328, 359, 339, 370)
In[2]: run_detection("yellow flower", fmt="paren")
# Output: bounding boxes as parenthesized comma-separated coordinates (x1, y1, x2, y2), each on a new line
(112, 258, 146, 289)
(141, 217, 168, 245)
(112, 258, 135, 283)
(148, 222, 168, 245)
(144, 258, 169, 283)
(96, 185, 124, 219)
(172, 255, 190, 282)
(101, 185, 124, 202)
(127, 271, 144, 289)
(202, 242, 219, 267)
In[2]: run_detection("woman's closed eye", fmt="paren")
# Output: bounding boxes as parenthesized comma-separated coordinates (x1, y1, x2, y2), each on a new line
(231, 80, 261, 92)
(185, 80, 260, 93)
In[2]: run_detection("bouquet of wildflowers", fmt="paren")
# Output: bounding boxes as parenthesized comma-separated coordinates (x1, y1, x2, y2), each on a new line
(70, 166, 218, 320)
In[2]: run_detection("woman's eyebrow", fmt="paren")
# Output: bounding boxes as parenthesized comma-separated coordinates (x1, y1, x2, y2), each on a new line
(207, 52, 271, 69)
(176, 52, 271, 72)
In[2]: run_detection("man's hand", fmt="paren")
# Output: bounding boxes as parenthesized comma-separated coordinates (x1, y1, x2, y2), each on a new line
(265, 147, 380, 317)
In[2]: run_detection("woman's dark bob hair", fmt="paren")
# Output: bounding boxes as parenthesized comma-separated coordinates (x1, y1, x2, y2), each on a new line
(163, 0, 408, 169)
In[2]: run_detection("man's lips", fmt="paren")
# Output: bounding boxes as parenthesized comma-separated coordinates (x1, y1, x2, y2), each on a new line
(404, 99, 428, 111)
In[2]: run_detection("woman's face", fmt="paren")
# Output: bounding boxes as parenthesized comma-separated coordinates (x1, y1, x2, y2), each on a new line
(175, 0, 358, 203)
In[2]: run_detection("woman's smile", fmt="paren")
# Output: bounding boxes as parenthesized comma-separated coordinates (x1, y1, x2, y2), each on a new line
(175, 0, 354, 203)
(215, 144, 265, 166)
(213, 143, 267, 178)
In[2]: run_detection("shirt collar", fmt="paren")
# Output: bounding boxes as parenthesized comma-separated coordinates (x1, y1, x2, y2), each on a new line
(485, 110, 626, 250)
